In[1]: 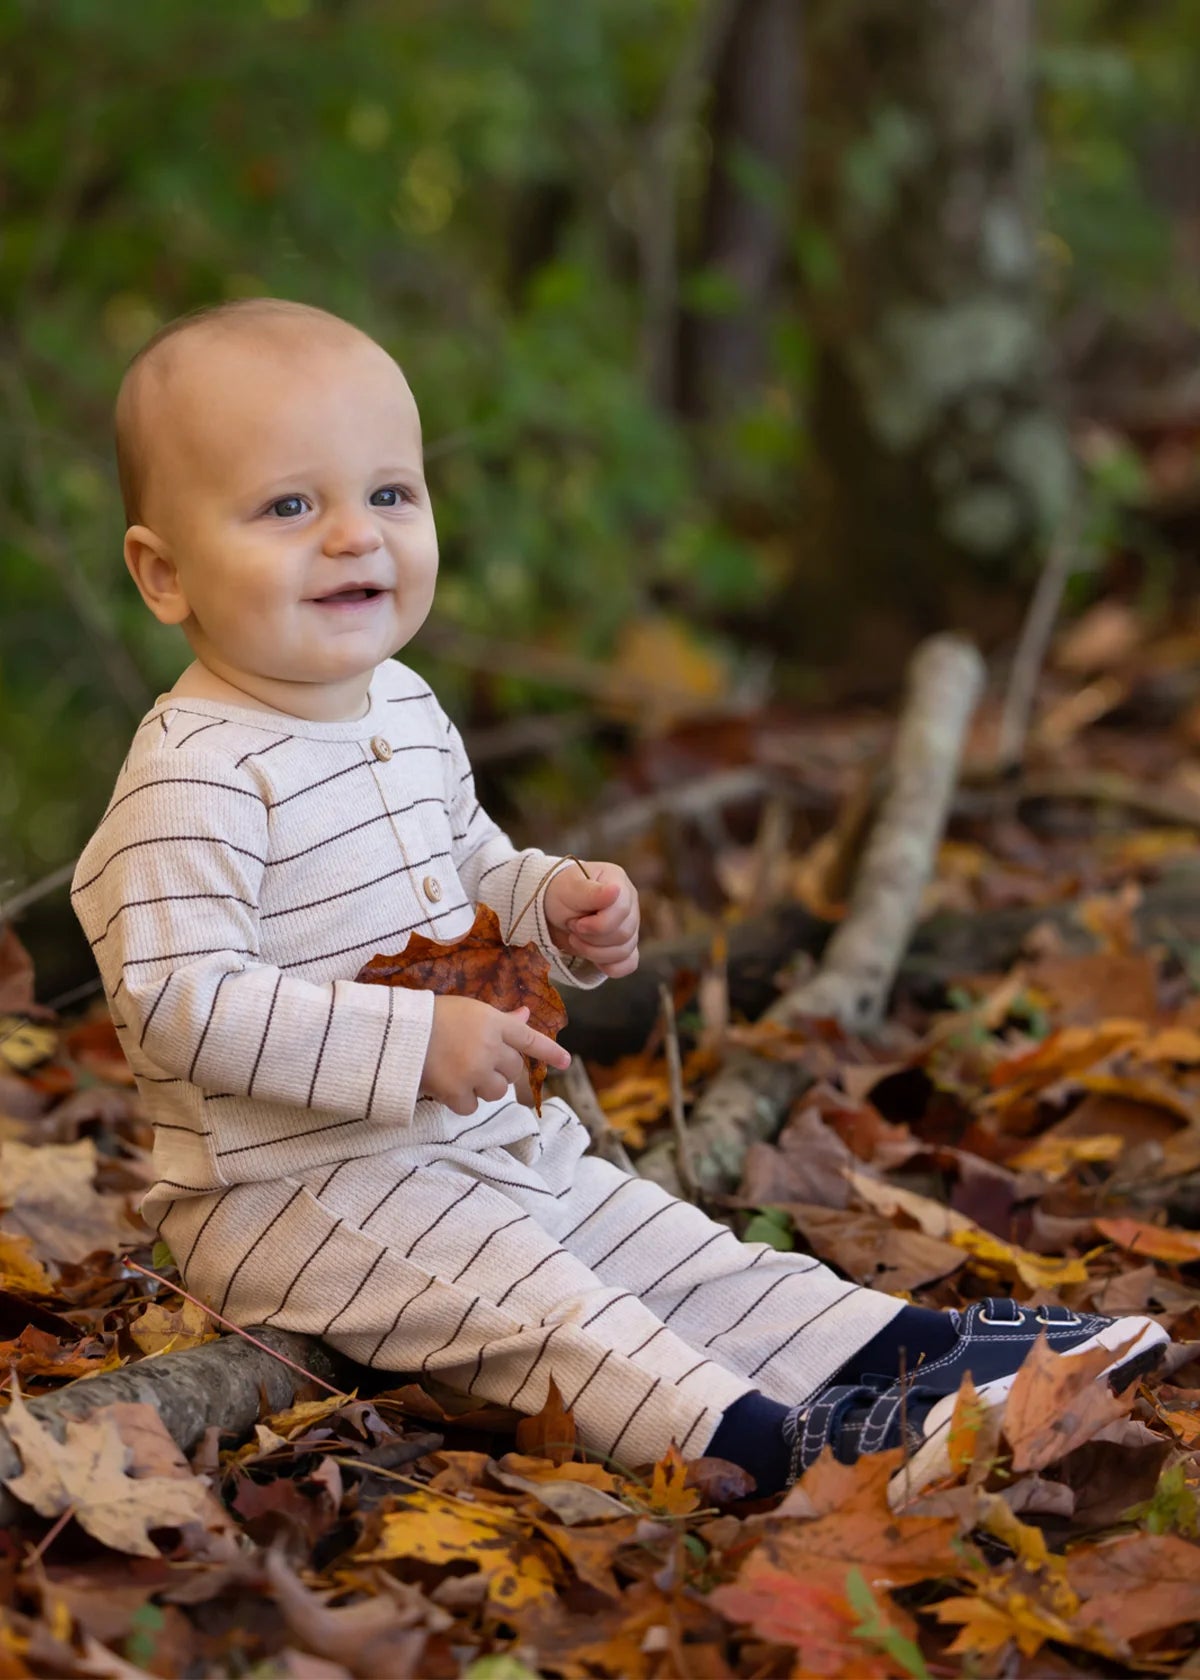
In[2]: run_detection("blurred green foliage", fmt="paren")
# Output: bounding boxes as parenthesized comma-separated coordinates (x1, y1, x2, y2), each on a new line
(1, 0, 1198, 896)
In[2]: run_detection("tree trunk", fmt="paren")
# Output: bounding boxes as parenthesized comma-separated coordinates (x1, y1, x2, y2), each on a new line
(677, 0, 801, 419)
(794, 0, 1072, 655)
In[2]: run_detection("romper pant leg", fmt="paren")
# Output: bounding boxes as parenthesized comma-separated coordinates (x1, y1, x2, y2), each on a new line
(162, 1102, 905, 1469)
(164, 1160, 757, 1471)
(553, 1150, 906, 1406)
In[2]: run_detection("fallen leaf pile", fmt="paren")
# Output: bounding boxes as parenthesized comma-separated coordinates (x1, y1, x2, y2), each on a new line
(4, 593, 1200, 1674)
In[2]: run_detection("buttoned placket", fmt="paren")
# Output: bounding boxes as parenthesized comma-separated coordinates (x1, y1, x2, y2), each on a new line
(364, 736, 445, 929)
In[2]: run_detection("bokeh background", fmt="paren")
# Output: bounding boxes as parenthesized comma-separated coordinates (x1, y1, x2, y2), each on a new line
(3, 0, 1199, 996)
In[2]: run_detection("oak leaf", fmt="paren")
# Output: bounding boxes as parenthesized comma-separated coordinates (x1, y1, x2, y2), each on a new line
(356, 904, 566, 1112)
(2, 1389, 223, 1557)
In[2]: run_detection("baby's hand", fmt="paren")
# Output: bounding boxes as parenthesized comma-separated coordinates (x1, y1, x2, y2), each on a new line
(544, 861, 639, 978)
(421, 996, 570, 1115)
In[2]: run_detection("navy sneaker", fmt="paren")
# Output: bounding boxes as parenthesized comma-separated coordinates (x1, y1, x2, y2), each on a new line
(782, 1297, 1170, 1507)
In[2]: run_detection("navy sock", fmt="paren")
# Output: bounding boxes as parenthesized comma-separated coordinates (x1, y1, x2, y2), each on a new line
(702, 1309, 959, 1498)
(704, 1390, 792, 1497)
(831, 1305, 958, 1385)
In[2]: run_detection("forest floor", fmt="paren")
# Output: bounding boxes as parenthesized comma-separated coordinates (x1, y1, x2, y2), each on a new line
(3, 595, 1200, 1677)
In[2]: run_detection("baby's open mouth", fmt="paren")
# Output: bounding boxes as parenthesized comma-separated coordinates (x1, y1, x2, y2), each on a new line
(314, 587, 384, 603)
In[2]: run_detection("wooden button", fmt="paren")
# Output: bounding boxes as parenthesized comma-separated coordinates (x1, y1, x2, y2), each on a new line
(423, 876, 443, 903)
(370, 736, 392, 762)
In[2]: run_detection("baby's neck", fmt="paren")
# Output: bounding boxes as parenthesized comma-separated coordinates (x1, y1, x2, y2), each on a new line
(167, 662, 370, 722)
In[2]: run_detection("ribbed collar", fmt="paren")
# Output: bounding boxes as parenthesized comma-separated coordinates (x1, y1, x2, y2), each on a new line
(152, 666, 392, 741)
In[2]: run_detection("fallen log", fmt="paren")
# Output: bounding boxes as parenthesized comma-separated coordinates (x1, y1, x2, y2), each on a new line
(561, 857, 1200, 1063)
(0, 1326, 350, 1528)
(636, 633, 985, 1196)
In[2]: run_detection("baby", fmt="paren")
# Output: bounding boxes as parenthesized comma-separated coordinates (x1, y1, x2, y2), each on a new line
(71, 299, 1167, 1500)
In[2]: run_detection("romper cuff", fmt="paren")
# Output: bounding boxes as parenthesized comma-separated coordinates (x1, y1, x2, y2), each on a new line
(509, 856, 606, 992)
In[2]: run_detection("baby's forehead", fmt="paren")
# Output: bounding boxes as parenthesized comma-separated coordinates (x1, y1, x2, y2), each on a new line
(136, 318, 410, 474)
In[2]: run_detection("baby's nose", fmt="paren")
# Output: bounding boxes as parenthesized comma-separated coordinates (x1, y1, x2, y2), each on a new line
(321, 511, 383, 556)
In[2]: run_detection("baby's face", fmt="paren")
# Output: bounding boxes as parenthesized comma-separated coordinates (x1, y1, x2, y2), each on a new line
(132, 327, 438, 712)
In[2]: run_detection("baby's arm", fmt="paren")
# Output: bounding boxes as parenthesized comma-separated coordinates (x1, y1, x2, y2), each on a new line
(435, 704, 606, 991)
(70, 748, 435, 1134)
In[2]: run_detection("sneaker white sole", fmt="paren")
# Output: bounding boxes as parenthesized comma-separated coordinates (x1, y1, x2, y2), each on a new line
(886, 1315, 1170, 1511)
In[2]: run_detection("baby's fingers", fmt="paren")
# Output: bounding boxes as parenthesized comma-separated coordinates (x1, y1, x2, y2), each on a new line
(502, 1009, 571, 1070)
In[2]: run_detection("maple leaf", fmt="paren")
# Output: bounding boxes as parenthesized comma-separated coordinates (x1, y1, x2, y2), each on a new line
(767, 1448, 972, 1593)
(708, 1566, 895, 1677)
(2, 1389, 222, 1557)
(359, 1486, 559, 1610)
(636, 1443, 700, 1516)
(1003, 1330, 1142, 1473)
(356, 904, 567, 1112)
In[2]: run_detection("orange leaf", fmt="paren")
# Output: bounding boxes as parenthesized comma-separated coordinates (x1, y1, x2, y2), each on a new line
(948, 1373, 983, 1476)
(769, 1448, 971, 1591)
(1094, 1217, 1200, 1264)
(709, 1567, 893, 1677)
(356, 904, 567, 1112)
(514, 1375, 576, 1466)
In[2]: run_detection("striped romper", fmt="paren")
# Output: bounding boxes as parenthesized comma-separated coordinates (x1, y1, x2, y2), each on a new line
(70, 655, 903, 1468)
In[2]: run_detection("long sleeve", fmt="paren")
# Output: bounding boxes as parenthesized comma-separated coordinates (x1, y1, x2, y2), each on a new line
(69, 748, 435, 1166)
(436, 706, 606, 992)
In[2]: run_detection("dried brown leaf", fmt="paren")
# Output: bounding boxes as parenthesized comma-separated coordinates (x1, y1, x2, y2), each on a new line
(356, 904, 566, 1111)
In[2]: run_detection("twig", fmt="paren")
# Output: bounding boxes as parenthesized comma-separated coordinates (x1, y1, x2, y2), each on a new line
(124, 1261, 349, 1400)
(658, 982, 699, 1203)
(638, 633, 985, 1198)
(996, 507, 1085, 773)
(24, 1503, 76, 1568)
(554, 1060, 638, 1177)
(505, 855, 591, 946)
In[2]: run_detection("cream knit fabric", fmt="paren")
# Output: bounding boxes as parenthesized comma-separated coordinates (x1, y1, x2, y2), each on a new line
(70, 655, 904, 1467)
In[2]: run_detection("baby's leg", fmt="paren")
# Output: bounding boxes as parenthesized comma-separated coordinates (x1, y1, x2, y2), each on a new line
(547, 1147, 905, 1406)
(163, 1162, 758, 1473)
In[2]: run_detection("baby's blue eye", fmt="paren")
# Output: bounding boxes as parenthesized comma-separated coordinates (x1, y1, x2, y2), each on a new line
(370, 487, 404, 507)
(270, 496, 307, 518)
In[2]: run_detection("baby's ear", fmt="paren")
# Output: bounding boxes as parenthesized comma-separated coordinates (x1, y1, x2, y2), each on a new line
(124, 526, 190, 625)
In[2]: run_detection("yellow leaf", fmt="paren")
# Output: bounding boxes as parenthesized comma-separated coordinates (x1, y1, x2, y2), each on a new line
(262, 1391, 352, 1438)
(0, 1230, 54, 1294)
(0, 1018, 56, 1073)
(360, 1487, 556, 1609)
(948, 1227, 1089, 1291)
(935, 1591, 1083, 1660)
(128, 1297, 217, 1357)
(1009, 1134, 1124, 1179)
(643, 1443, 699, 1517)
(603, 615, 728, 728)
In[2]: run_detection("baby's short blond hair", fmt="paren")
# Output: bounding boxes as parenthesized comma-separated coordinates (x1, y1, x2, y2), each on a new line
(113, 298, 372, 526)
